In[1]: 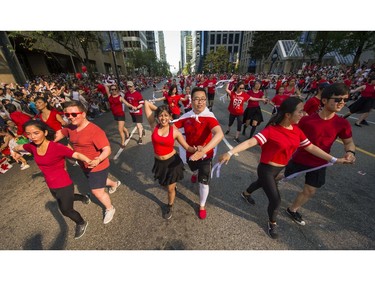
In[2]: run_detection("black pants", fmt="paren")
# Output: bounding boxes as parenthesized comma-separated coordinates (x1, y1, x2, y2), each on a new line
(228, 114, 243, 132)
(246, 163, 284, 222)
(49, 184, 85, 225)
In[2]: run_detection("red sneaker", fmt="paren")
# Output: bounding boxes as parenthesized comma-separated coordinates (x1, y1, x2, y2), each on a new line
(198, 209, 207, 220)
(191, 174, 197, 183)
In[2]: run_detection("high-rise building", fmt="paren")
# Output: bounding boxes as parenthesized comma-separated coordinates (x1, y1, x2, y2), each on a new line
(145, 31, 156, 52)
(239, 31, 255, 73)
(158, 31, 167, 63)
(180, 31, 192, 69)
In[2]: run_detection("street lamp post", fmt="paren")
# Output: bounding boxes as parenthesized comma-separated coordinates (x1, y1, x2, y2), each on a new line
(270, 53, 278, 74)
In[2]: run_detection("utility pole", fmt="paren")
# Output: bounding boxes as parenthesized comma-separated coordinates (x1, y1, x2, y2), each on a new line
(108, 31, 122, 89)
(0, 31, 27, 84)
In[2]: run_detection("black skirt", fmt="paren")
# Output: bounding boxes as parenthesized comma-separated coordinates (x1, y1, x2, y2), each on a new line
(243, 106, 264, 123)
(348, 96, 374, 114)
(152, 153, 184, 186)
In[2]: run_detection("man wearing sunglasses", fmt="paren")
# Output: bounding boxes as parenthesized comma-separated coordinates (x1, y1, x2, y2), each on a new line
(284, 83, 356, 226)
(55, 101, 120, 224)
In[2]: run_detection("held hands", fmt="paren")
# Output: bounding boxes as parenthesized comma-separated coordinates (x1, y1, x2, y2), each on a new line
(87, 157, 100, 168)
(189, 146, 205, 161)
(335, 157, 355, 164)
(218, 152, 231, 165)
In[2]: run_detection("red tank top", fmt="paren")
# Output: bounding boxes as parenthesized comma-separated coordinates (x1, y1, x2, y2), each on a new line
(109, 95, 124, 116)
(152, 125, 175, 156)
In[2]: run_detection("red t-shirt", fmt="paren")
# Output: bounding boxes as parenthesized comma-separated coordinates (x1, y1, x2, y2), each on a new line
(181, 94, 191, 109)
(174, 109, 219, 159)
(61, 123, 110, 172)
(23, 141, 74, 189)
(228, 91, 250, 115)
(109, 95, 125, 117)
(246, 90, 264, 108)
(10, 111, 32, 135)
(254, 124, 311, 166)
(166, 95, 182, 115)
(35, 109, 63, 132)
(271, 94, 289, 109)
(304, 96, 321, 115)
(125, 91, 144, 116)
(152, 125, 174, 156)
(292, 113, 352, 167)
(361, 83, 375, 98)
(206, 79, 217, 94)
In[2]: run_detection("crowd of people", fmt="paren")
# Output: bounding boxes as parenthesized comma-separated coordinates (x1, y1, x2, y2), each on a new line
(1, 62, 373, 240)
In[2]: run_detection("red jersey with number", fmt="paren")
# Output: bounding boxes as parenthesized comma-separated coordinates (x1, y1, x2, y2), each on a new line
(108, 95, 124, 117)
(125, 90, 144, 116)
(61, 122, 110, 172)
(292, 113, 352, 167)
(174, 108, 219, 159)
(254, 124, 311, 165)
(152, 125, 174, 156)
(228, 91, 250, 115)
(246, 90, 264, 108)
(23, 141, 74, 189)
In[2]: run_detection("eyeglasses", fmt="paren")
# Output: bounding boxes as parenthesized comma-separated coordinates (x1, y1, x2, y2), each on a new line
(110, 88, 117, 91)
(193, 98, 207, 102)
(329, 97, 349, 103)
(64, 112, 83, 117)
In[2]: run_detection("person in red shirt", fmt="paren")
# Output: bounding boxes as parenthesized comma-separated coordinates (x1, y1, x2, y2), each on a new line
(14, 120, 92, 239)
(34, 96, 67, 135)
(152, 84, 189, 119)
(219, 97, 352, 239)
(303, 82, 330, 115)
(124, 81, 145, 144)
(206, 74, 217, 111)
(143, 100, 196, 220)
(55, 101, 120, 225)
(5, 103, 31, 136)
(224, 80, 250, 143)
(181, 85, 192, 113)
(270, 86, 289, 115)
(242, 80, 268, 138)
(174, 87, 224, 220)
(284, 83, 355, 226)
(104, 84, 135, 148)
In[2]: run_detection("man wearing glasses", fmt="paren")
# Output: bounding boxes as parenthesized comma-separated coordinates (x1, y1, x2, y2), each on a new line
(55, 101, 120, 224)
(124, 81, 145, 145)
(284, 83, 356, 226)
(173, 87, 224, 220)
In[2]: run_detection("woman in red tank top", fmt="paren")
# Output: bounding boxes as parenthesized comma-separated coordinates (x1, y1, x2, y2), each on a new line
(144, 100, 197, 220)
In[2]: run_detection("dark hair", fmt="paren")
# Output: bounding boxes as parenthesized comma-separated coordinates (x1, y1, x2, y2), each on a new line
(321, 83, 349, 100)
(266, 97, 302, 127)
(34, 96, 52, 110)
(191, 87, 207, 98)
(23, 119, 56, 141)
(234, 81, 245, 91)
(168, 84, 178, 96)
(155, 104, 172, 120)
(63, 100, 87, 113)
(5, 103, 17, 114)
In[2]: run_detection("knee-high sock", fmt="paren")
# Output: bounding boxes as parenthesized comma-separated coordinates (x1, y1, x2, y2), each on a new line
(249, 126, 257, 138)
(199, 183, 209, 207)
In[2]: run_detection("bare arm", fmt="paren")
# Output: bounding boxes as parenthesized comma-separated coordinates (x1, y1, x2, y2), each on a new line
(304, 144, 353, 164)
(219, 137, 258, 164)
(174, 128, 196, 153)
(144, 100, 158, 129)
(350, 85, 365, 94)
(72, 151, 91, 164)
(56, 113, 67, 127)
(190, 125, 224, 161)
(342, 137, 356, 162)
(88, 145, 111, 168)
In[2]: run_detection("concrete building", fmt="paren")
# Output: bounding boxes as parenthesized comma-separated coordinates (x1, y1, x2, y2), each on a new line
(238, 31, 255, 73)
(158, 31, 167, 63)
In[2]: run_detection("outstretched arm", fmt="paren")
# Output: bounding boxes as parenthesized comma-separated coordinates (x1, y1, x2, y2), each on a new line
(144, 100, 158, 130)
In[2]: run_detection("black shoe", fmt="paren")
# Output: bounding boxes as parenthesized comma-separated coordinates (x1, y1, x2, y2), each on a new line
(354, 123, 362, 127)
(234, 138, 240, 143)
(267, 221, 279, 239)
(142, 129, 146, 136)
(286, 208, 305, 226)
(83, 194, 91, 205)
(360, 120, 369, 126)
(74, 221, 88, 239)
(163, 204, 173, 220)
(225, 130, 230, 135)
(137, 138, 143, 145)
(241, 192, 255, 205)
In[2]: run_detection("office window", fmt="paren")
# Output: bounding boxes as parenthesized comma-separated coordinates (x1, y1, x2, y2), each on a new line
(229, 34, 233, 44)
(234, 46, 238, 53)
(223, 33, 227, 44)
(228, 46, 232, 53)
(216, 34, 221, 44)
(235, 33, 240, 44)
(210, 34, 215, 45)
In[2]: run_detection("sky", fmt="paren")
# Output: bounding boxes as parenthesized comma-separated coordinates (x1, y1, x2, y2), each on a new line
(163, 31, 181, 74)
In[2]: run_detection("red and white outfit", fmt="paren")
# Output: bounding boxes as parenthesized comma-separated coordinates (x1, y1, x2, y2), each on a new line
(125, 90, 144, 116)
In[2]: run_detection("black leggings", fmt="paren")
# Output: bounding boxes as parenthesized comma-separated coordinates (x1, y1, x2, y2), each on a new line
(228, 114, 243, 132)
(49, 184, 85, 225)
(246, 163, 284, 222)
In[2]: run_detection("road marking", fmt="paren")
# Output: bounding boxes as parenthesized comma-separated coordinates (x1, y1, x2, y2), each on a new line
(113, 126, 138, 160)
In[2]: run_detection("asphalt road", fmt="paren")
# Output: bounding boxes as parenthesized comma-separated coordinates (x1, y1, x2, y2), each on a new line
(0, 81, 374, 279)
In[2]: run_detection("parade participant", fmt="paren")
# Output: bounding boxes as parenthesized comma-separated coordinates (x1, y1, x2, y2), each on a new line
(34, 96, 67, 134)
(143, 100, 197, 219)
(242, 80, 268, 138)
(173, 87, 224, 220)
(206, 74, 217, 111)
(285, 83, 356, 226)
(284, 77, 302, 97)
(269, 86, 288, 115)
(219, 97, 353, 239)
(181, 85, 192, 113)
(5, 103, 31, 136)
(303, 82, 329, 115)
(55, 101, 120, 224)
(124, 81, 145, 144)
(224, 80, 250, 143)
(343, 76, 375, 127)
(104, 83, 135, 148)
(14, 120, 91, 239)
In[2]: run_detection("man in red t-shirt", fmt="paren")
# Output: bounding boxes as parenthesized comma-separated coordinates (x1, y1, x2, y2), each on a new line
(284, 83, 356, 226)
(125, 81, 145, 144)
(55, 100, 121, 224)
(205, 74, 217, 111)
(174, 87, 224, 220)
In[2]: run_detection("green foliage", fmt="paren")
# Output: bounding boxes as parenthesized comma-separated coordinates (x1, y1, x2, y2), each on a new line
(338, 31, 375, 66)
(127, 49, 170, 76)
(203, 46, 231, 73)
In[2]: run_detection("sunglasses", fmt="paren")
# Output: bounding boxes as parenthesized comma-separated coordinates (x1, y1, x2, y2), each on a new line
(329, 97, 349, 103)
(64, 112, 83, 117)
(239, 87, 245, 90)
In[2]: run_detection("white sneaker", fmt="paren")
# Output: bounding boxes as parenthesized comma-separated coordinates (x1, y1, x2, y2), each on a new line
(103, 206, 116, 224)
(20, 164, 30, 170)
(109, 181, 121, 194)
